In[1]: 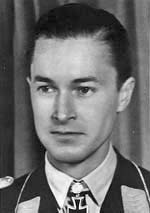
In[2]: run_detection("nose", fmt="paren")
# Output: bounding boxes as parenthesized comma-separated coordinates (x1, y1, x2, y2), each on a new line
(51, 91, 76, 123)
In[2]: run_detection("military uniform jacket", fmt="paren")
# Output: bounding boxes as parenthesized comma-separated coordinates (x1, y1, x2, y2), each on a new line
(1, 150, 150, 213)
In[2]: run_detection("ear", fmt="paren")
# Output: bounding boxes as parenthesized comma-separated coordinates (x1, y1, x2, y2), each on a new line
(26, 76, 31, 87)
(117, 77, 135, 112)
(26, 64, 33, 87)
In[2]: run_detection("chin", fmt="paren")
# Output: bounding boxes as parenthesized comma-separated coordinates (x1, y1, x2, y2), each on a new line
(49, 150, 87, 164)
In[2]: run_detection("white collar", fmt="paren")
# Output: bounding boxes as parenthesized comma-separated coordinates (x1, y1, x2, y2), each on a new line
(83, 144, 117, 205)
(45, 143, 117, 208)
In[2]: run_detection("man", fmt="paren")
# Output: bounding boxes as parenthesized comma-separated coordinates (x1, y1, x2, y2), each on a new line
(1, 3, 150, 213)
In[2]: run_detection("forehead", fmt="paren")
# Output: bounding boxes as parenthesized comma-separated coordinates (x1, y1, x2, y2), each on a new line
(33, 36, 111, 62)
(31, 37, 116, 83)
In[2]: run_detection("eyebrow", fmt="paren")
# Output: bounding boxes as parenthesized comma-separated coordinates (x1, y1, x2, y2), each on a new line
(72, 77, 99, 84)
(33, 75, 55, 84)
(33, 75, 99, 85)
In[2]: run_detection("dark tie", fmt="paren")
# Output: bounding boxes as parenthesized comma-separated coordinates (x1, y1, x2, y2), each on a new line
(62, 180, 89, 213)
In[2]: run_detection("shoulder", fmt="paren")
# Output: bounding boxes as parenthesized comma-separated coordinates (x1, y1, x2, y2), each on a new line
(115, 148, 150, 190)
(0, 163, 45, 212)
(0, 174, 28, 212)
(113, 149, 150, 211)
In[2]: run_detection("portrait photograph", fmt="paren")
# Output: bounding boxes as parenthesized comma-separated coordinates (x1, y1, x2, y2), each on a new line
(0, 0, 149, 212)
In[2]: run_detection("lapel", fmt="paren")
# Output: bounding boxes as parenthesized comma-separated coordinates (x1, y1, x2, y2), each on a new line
(18, 163, 59, 213)
(100, 151, 124, 213)
(100, 149, 146, 213)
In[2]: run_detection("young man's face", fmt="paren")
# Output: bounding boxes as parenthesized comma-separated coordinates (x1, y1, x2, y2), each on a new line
(29, 37, 125, 167)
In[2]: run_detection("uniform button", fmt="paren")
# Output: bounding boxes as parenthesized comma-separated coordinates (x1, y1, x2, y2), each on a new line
(0, 176, 14, 189)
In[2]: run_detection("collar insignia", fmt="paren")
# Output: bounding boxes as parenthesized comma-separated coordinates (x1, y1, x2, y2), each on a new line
(16, 197, 40, 213)
(121, 185, 150, 213)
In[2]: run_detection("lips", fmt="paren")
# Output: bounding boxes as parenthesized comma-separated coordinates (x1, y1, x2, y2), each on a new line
(50, 131, 84, 135)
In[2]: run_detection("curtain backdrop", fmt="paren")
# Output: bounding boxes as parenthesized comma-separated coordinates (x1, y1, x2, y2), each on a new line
(0, 0, 149, 178)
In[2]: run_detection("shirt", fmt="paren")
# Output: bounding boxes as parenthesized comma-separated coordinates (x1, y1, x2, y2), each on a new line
(45, 144, 117, 212)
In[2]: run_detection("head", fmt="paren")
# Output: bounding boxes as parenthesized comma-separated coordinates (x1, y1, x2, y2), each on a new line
(27, 3, 135, 173)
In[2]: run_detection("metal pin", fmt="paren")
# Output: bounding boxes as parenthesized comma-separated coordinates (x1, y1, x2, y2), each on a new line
(0, 176, 14, 189)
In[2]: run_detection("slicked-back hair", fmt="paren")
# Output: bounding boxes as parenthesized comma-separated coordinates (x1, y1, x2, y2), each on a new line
(28, 3, 132, 89)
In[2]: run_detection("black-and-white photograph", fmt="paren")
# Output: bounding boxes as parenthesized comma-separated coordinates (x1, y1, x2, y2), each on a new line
(0, 0, 149, 212)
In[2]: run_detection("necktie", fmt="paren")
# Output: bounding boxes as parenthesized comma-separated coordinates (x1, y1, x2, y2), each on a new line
(61, 180, 89, 213)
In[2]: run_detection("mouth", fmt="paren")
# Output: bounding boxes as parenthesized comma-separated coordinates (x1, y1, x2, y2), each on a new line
(50, 131, 84, 136)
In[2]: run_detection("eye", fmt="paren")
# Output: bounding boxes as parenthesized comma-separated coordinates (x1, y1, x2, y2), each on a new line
(37, 85, 56, 94)
(74, 86, 96, 97)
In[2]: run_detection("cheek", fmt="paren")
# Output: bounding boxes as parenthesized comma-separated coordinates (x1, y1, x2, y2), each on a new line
(31, 95, 52, 123)
(78, 94, 118, 129)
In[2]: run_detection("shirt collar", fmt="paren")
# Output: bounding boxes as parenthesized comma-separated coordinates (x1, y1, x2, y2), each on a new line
(45, 143, 117, 208)
(45, 155, 73, 207)
(83, 144, 117, 205)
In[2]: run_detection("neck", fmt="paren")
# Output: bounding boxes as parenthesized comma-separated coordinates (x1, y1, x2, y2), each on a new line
(48, 141, 110, 179)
